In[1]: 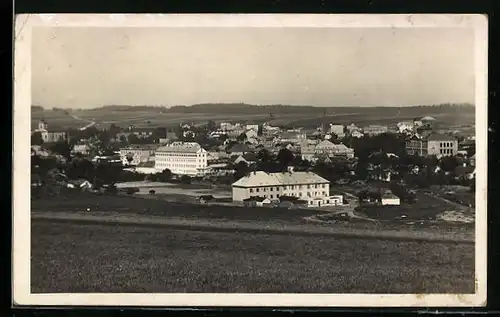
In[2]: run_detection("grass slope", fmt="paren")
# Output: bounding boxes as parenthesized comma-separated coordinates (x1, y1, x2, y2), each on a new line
(31, 220, 475, 293)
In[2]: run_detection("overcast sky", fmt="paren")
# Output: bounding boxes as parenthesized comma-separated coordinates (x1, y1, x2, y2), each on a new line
(32, 27, 475, 109)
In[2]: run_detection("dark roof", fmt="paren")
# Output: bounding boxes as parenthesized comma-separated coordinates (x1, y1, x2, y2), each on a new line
(426, 134, 457, 142)
(227, 143, 252, 153)
(198, 195, 215, 200)
(242, 152, 258, 162)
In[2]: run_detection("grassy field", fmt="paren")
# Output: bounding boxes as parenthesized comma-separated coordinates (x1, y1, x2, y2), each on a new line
(357, 192, 472, 222)
(31, 220, 475, 293)
(31, 106, 475, 130)
(31, 192, 320, 224)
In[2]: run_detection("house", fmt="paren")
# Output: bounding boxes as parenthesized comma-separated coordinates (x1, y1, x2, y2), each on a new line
(380, 192, 401, 206)
(426, 134, 459, 156)
(154, 142, 208, 176)
(233, 153, 258, 165)
(351, 130, 364, 138)
(32, 120, 68, 143)
(119, 144, 159, 166)
(232, 169, 340, 207)
(72, 144, 91, 156)
(227, 143, 253, 156)
(279, 131, 307, 144)
(246, 124, 259, 133)
(397, 121, 415, 134)
(67, 179, 93, 190)
(363, 125, 388, 136)
(301, 140, 355, 161)
(405, 134, 458, 157)
(329, 124, 345, 138)
(243, 196, 273, 207)
(31, 145, 50, 157)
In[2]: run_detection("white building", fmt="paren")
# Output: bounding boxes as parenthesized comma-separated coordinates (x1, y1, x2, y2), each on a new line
(301, 140, 355, 161)
(232, 170, 342, 207)
(397, 121, 415, 134)
(329, 124, 345, 138)
(380, 192, 401, 206)
(154, 142, 208, 176)
(246, 124, 259, 133)
(351, 130, 364, 138)
(119, 144, 158, 166)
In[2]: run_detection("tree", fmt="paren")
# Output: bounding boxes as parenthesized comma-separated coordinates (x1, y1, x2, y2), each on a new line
(277, 148, 295, 168)
(439, 156, 460, 173)
(233, 161, 249, 180)
(48, 141, 71, 160)
(180, 175, 192, 184)
(257, 148, 273, 164)
(158, 168, 172, 182)
(31, 132, 44, 145)
(237, 133, 247, 142)
(206, 120, 217, 132)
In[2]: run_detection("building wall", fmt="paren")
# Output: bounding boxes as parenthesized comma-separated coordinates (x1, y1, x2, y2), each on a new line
(427, 140, 458, 156)
(41, 131, 67, 143)
(120, 149, 155, 165)
(155, 149, 208, 176)
(405, 140, 428, 156)
(232, 182, 330, 202)
(381, 197, 400, 206)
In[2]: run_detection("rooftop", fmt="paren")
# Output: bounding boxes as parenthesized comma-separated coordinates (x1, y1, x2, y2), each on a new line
(156, 142, 204, 153)
(233, 171, 330, 188)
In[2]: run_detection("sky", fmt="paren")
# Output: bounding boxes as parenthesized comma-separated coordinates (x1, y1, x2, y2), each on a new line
(31, 27, 475, 109)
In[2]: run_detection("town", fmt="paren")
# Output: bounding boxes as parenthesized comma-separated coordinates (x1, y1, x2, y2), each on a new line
(31, 106, 476, 225)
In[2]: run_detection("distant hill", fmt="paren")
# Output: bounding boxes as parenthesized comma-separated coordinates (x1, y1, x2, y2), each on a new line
(88, 102, 475, 115)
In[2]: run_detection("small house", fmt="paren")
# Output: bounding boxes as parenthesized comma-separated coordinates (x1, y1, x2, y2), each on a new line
(380, 192, 401, 206)
(197, 195, 215, 204)
(243, 196, 272, 207)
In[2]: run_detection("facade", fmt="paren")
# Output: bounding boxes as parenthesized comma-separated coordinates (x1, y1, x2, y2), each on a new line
(405, 134, 458, 157)
(405, 136, 428, 156)
(381, 193, 401, 206)
(279, 132, 307, 144)
(33, 120, 68, 143)
(301, 140, 355, 161)
(119, 144, 158, 166)
(232, 170, 341, 207)
(72, 144, 91, 156)
(154, 142, 208, 176)
(397, 121, 415, 134)
(329, 124, 345, 138)
(363, 125, 388, 136)
(426, 134, 458, 156)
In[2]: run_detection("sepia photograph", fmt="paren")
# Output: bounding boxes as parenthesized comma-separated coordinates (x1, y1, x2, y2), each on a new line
(13, 14, 487, 307)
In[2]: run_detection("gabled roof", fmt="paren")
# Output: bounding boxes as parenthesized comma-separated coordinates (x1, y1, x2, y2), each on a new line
(421, 116, 436, 121)
(233, 171, 330, 187)
(227, 143, 253, 153)
(156, 142, 204, 153)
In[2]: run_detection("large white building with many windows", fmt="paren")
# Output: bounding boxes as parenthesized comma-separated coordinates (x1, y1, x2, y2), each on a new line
(154, 142, 208, 176)
(232, 170, 343, 207)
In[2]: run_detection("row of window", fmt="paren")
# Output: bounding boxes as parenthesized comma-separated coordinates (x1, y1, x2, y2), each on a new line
(156, 153, 204, 157)
(439, 142, 455, 148)
(439, 148, 455, 155)
(157, 158, 203, 163)
(253, 191, 327, 199)
(249, 184, 326, 193)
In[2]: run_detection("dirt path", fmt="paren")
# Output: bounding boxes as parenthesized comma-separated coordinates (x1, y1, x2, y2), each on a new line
(31, 211, 474, 244)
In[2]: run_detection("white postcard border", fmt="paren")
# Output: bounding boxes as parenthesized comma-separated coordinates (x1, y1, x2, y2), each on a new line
(13, 13, 488, 307)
